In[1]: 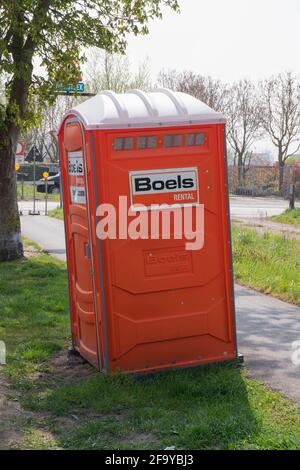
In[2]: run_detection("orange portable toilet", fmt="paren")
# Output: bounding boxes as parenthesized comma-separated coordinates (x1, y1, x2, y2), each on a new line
(58, 89, 239, 374)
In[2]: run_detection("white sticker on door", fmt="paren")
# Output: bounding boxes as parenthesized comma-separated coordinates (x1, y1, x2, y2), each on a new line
(68, 151, 86, 205)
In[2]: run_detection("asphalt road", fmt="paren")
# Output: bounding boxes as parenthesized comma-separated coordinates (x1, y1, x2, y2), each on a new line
(18, 200, 60, 215)
(19, 196, 299, 218)
(229, 196, 300, 218)
(20, 200, 300, 403)
(21, 215, 66, 261)
(235, 285, 300, 403)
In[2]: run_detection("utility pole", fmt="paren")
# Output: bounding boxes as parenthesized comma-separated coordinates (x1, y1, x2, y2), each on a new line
(29, 145, 40, 215)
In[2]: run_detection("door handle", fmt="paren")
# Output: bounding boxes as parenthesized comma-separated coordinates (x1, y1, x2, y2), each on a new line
(85, 243, 91, 259)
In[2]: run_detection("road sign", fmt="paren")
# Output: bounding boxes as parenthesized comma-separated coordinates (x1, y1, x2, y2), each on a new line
(60, 82, 85, 93)
(16, 156, 24, 164)
(43, 172, 49, 179)
(16, 142, 25, 164)
(77, 82, 85, 93)
(16, 142, 24, 155)
(26, 145, 43, 162)
(15, 163, 20, 171)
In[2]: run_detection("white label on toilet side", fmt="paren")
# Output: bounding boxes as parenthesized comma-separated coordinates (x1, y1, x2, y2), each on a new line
(68, 151, 86, 205)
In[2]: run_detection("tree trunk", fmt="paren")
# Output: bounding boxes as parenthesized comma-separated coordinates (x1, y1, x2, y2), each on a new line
(237, 154, 243, 186)
(278, 161, 285, 193)
(0, 49, 34, 261)
(277, 144, 285, 193)
(0, 134, 23, 261)
(0, 3, 45, 261)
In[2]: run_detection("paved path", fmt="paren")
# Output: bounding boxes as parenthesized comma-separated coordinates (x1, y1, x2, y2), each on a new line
(229, 196, 299, 218)
(233, 217, 300, 239)
(21, 215, 66, 261)
(20, 212, 300, 403)
(18, 200, 60, 215)
(235, 285, 300, 403)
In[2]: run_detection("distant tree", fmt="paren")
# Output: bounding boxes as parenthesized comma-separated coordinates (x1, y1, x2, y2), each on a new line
(84, 49, 152, 94)
(158, 70, 227, 111)
(24, 49, 152, 161)
(0, 0, 179, 261)
(224, 79, 262, 186)
(260, 72, 300, 191)
(23, 95, 77, 163)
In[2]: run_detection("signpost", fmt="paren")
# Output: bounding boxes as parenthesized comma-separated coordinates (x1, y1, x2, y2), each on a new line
(29, 145, 40, 216)
(15, 162, 27, 201)
(43, 172, 49, 215)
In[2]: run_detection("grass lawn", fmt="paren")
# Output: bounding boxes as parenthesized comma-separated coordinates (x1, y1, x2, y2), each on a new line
(1, 240, 300, 449)
(17, 183, 60, 201)
(17, 183, 35, 199)
(232, 225, 300, 305)
(270, 208, 300, 226)
(48, 206, 64, 220)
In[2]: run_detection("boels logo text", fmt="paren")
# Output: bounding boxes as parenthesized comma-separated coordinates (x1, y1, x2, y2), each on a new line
(129, 167, 199, 209)
(69, 160, 83, 175)
(68, 151, 84, 176)
(68, 159, 84, 176)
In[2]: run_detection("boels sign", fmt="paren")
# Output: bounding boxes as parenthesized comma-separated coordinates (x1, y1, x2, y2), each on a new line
(129, 167, 199, 209)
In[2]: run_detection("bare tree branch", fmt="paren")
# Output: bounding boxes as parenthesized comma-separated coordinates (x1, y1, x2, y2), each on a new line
(224, 79, 262, 185)
(260, 72, 300, 189)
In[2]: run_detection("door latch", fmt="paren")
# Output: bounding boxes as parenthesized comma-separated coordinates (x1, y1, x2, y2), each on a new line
(85, 243, 91, 259)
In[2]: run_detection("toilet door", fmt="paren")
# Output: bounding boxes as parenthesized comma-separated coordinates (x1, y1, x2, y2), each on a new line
(63, 121, 100, 367)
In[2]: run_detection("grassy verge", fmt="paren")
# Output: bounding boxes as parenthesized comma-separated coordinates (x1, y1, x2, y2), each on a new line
(269, 208, 300, 226)
(232, 225, 300, 304)
(48, 206, 64, 220)
(17, 183, 36, 198)
(1, 241, 300, 449)
(0, 240, 70, 383)
(17, 183, 60, 201)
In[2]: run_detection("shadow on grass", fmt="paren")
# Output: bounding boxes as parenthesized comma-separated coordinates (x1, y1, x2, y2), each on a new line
(23, 362, 258, 450)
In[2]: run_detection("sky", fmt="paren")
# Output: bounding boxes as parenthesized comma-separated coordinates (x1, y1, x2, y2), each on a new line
(125, 0, 300, 158)
(126, 0, 300, 83)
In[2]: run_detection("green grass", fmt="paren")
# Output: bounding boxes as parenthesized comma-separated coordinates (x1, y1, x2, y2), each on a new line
(23, 236, 43, 252)
(0, 243, 70, 382)
(17, 183, 60, 201)
(48, 206, 64, 220)
(17, 183, 35, 198)
(232, 225, 300, 304)
(270, 208, 300, 226)
(21, 365, 300, 450)
(1, 241, 300, 449)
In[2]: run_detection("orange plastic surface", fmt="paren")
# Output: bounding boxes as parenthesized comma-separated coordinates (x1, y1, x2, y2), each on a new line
(59, 120, 237, 374)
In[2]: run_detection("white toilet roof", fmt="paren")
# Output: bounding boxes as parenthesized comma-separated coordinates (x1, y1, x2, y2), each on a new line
(60, 88, 226, 131)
